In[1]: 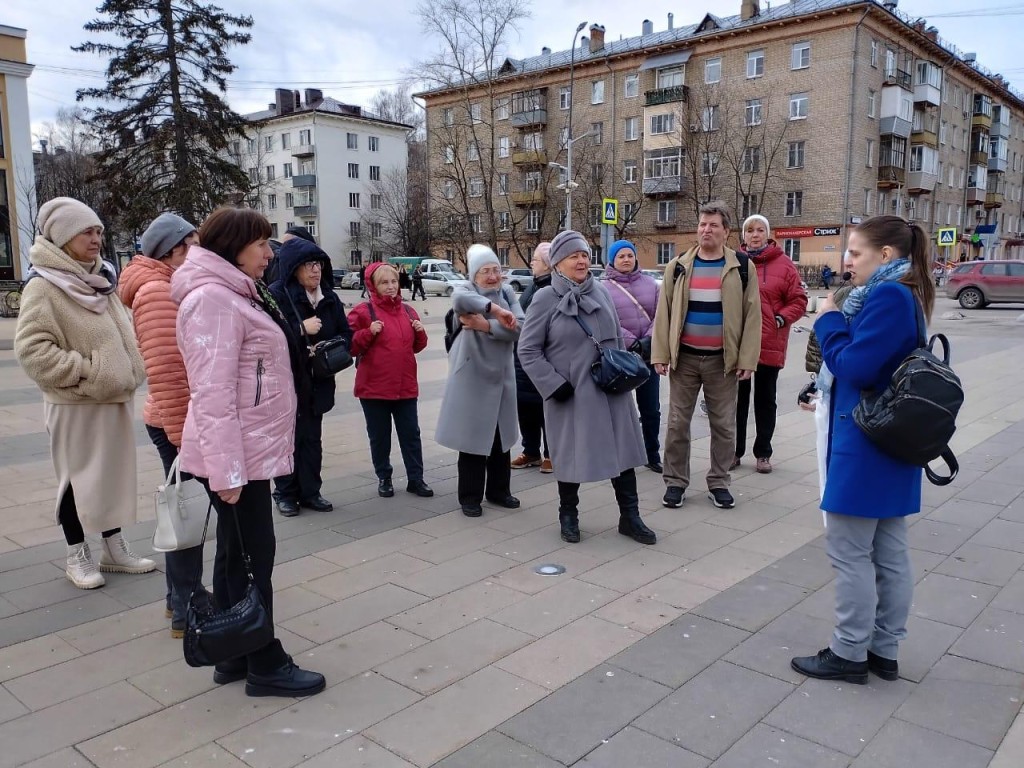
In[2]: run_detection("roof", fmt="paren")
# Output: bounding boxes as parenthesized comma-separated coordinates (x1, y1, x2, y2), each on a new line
(243, 96, 414, 131)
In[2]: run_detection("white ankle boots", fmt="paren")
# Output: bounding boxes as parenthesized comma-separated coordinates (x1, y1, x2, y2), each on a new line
(65, 542, 105, 589)
(65, 534, 156, 590)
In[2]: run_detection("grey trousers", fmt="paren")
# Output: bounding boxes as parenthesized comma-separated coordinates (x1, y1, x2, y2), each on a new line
(825, 512, 913, 662)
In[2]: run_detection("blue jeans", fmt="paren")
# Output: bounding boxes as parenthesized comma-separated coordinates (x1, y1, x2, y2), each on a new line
(634, 364, 662, 464)
(146, 425, 223, 621)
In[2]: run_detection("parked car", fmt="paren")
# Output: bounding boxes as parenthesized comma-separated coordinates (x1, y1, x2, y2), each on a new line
(945, 260, 1024, 309)
(502, 268, 534, 292)
(589, 267, 605, 280)
(332, 268, 349, 288)
(340, 271, 362, 290)
(422, 271, 472, 297)
(641, 269, 664, 284)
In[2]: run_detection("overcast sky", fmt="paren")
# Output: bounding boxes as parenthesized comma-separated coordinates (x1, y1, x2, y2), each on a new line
(7, 0, 1021, 140)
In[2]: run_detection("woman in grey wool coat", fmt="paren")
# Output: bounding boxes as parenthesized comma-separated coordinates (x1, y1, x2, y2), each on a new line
(518, 230, 657, 545)
(436, 244, 525, 517)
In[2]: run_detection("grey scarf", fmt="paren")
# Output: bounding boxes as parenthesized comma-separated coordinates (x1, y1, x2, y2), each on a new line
(551, 272, 600, 317)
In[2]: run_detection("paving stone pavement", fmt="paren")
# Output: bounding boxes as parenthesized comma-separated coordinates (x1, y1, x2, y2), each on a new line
(0, 294, 1022, 767)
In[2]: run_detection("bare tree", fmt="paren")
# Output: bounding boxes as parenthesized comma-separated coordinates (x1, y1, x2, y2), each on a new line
(369, 85, 424, 140)
(230, 123, 282, 212)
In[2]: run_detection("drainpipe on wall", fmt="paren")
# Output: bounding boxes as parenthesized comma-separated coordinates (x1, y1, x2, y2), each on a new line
(605, 52, 617, 265)
(840, 7, 872, 264)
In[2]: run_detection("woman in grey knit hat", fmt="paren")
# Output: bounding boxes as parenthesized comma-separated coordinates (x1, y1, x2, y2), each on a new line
(518, 229, 656, 545)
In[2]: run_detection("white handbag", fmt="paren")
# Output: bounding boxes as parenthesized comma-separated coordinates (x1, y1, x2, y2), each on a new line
(153, 457, 211, 552)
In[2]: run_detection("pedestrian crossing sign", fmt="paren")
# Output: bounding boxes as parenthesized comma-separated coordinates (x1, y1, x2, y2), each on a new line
(937, 227, 957, 246)
(602, 198, 619, 225)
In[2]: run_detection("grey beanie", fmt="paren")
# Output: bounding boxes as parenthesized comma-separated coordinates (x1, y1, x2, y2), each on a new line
(37, 197, 103, 248)
(140, 213, 197, 260)
(467, 243, 500, 280)
(548, 229, 591, 266)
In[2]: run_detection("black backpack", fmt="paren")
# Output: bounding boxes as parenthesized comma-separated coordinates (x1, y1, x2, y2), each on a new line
(853, 310, 964, 486)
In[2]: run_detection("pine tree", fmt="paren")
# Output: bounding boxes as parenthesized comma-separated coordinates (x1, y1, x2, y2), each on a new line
(74, 0, 253, 230)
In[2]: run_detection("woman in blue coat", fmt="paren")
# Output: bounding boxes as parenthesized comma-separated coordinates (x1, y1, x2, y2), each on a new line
(791, 215, 935, 685)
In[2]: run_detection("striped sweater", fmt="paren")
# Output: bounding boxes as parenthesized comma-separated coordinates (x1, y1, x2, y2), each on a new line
(680, 256, 725, 354)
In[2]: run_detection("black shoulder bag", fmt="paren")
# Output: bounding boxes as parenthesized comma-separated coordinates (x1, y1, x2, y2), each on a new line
(284, 290, 352, 377)
(574, 313, 650, 395)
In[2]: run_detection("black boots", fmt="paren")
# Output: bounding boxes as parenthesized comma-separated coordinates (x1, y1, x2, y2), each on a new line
(612, 471, 657, 545)
(557, 482, 581, 543)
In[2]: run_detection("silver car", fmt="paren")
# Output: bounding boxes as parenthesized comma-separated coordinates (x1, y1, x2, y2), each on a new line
(422, 271, 472, 296)
(502, 268, 534, 292)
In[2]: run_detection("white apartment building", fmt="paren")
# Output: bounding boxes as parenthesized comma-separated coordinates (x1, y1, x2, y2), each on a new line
(235, 89, 411, 267)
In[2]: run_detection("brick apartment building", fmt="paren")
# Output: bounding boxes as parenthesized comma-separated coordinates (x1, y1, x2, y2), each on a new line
(418, 0, 1024, 272)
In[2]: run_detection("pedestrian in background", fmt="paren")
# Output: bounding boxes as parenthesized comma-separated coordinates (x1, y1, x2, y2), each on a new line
(119, 212, 216, 635)
(269, 237, 353, 517)
(411, 265, 427, 301)
(348, 262, 432, 499)
(436, 244, 523, 517)
(604, 238, 663, 474)
(511, 242, 553, 474)
(734, 215, 807, 474)
(398, 265, 411, 299)
(519, 230, 656, 545)
(791, 215, 935, 685)
(16, 198, 153, 589)
(173, 207, 324, 697)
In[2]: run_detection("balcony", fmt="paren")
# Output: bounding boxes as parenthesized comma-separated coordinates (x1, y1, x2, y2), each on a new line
(991, 107, 1011, 138)
(970, 149, 990, 166)
(971, 113, 992, 132)
(643, 176, 684, 196)
(512, 149, 547, 166)
(293, 205, 318, 217)
(966, 186, 986, 206)
(884, 69, 912, 90)
(877, 164, 906, 189)
(510, 108, 547, 128)
(511, 190, 546, 206)
(292, 144, 315, 157)
(910, 127, 938, 149)
(880, 116, 912, 139)
(985, 191, 1005, 209)
(913, 82, 941, 107)
(645, 85, 689, 107)
(291, 174, 317, 187)
(907, 170, 937, 194)
(989, 155, 1008, 174)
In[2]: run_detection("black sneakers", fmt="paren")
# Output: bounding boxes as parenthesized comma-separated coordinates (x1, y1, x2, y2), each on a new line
(662, 486, 685, 508)
(708, 488, 736, 509)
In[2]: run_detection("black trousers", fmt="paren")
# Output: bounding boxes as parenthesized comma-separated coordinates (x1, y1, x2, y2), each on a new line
(517, 400, 549, 459)
(735, 364, 781, 459)
(360, 398, 425, 483)
(458, 428, 511, 506)
(557, 468, 637, 516)
(274, 410, 324, 502)
(200, 478, 287, 674)
(58, 486, 118, 546)
(411, 281, 426, 300)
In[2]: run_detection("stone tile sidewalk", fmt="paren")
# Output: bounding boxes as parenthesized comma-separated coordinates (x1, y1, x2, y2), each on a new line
(0, 298, 1022, 767)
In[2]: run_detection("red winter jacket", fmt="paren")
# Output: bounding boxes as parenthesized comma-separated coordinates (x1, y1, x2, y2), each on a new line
(743, 242, 808, 368)
(347, 263, 428, 400)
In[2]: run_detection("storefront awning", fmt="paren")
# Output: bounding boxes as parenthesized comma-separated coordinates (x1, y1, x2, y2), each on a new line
(639, 50, 692, 71)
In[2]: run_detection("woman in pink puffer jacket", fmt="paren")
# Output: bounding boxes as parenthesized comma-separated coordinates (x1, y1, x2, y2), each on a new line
(172, 207, 324, 699)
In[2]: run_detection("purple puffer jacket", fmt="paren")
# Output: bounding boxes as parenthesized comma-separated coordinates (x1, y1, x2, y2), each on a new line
(604, 265, 660, 346)
(171, 246, 297, 492)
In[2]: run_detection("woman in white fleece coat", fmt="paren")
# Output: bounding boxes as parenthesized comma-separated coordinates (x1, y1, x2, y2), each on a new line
(15, 198, 153, 590)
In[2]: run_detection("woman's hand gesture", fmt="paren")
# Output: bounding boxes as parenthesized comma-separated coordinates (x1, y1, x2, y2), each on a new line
(459, 314, 490, 332)
(493, 306, 518, 330)
(411, 319, 425, 333)
(370, 320, 384, 336)
(302, 317, 322, 335)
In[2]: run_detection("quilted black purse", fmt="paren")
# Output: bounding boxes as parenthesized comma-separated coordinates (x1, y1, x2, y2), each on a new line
(284, 290, 353, 377)
(183, 502, 273, 668)
(574, 314, 650, 395)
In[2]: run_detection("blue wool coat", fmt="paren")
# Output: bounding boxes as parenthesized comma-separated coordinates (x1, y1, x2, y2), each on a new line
(815, 282, 923, 518)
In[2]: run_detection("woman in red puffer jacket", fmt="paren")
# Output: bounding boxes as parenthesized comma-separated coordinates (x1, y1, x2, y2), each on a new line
(734, 215, 808, 473)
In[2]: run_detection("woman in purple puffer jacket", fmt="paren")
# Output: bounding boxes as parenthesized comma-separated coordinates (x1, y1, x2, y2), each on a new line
(605, 240, 662, 473)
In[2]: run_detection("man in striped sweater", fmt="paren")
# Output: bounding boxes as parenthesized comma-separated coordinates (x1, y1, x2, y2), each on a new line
(651, 202, 762, 510)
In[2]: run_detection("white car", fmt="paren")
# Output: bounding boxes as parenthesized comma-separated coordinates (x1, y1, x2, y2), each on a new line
(422, 271, 472, 296)
(641, 269, 664, 284)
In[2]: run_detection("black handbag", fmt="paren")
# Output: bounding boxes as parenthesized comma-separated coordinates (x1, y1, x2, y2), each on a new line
(574, 314, 650, 395)
(183, 502, 273, 668)
(284, 290, 353, 377)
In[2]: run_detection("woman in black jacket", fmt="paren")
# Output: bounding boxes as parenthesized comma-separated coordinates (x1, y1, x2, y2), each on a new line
(269, 238, 353, 516)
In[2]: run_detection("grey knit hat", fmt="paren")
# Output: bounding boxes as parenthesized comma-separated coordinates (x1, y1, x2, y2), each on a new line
(548, 229, 591, 267)
(467, 243, 500, 280)
(37, 197, 103, 248)
(140, 213, 197, 260)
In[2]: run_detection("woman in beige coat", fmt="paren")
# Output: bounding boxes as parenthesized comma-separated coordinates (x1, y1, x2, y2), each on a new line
(15, 198, 153, 589)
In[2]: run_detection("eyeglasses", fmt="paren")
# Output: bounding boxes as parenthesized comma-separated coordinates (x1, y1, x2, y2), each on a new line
(302, 261, 323, 270)
(477, 267, 503, 276)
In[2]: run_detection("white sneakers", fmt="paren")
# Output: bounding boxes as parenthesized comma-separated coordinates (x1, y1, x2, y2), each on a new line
(65, 542, 105, 589)
(99, 533, 157, 574)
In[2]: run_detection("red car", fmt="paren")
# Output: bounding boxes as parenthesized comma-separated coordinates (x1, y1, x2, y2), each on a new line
(945, 259, 1024, 309)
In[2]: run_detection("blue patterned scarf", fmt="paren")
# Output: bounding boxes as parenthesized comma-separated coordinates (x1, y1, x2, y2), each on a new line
(841, 258, 911, 320)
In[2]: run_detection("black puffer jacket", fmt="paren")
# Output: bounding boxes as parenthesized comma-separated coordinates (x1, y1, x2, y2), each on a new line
(514, 272, 552, 403)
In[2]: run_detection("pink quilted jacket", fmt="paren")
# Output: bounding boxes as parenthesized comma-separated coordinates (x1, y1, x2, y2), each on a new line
(171, 246, 296, 492)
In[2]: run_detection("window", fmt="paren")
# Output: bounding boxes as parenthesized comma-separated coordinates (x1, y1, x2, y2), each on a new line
(350, 250, 362, 265)
(657, 66, 684, 88)
(299, 129, 312, 146)
(285, 221, 294, 231)
(787, 141, 805, 169)
(267, 194, 277, 210)
(499, 211, 510, 231)
(588, 204, 602, 227)
(264, 135, 273, 151)
(866, 139, 874, 168)
(868, 90, 876, 118)
(284, 192, 294, 207)
(791, 41, 811, 70)
(369, 165, 380, 181)
(741, 194, 759, 219)
(527, 208, 541, 232)
(443, 108, 454, 126)
(371, 194, 382, 210)
(265, 165, 275, 181)
(283, 162, 293, 178)
(625, 74, 639, 98)
(591, 163, 604, 184)
(645, 147, 681, 178)
(624, 116, 639, 141)
(369, 136, 380, 152)
(705, 57, 721, 84)
(783, 239, 801, 262)
(369, 222, 382, 238)
(591, 122, 604, 145)
(270, 223, 279, 238)
(470, 103, 482, 123)
(470, 214, 482, 233)
(350, 222, 361, 237)
(281, 133, 291, 149)
(348, 163, 359, 179)
(442, 179, 454, 199)
(469, 177, 484, 197)
(864, 188, 872, 215)
(231, 140, 241, 155)
(742, 146, 761, 174)
(701, 105, 720, 131)
(789, 93, 809, 120)
(467, 141, 479, 161)
(349, 193, 360, 209)
(558, 127, 569, 148)
(591, 80, 605, 104)
(247, 167, 258, 183)
(444, 145, 454, 164)
(247, 139, 257, 153)
(879, 135, 907, 170)
(498, 173, 509, 195)
(940, 120, 948, 144)
(650, 113, 675, 135)
(623, 159, 638, 183)
(622, 203, 637, 226)
(525, 171, 542, 191)
(702, 152, 719, 176)
(522, 132, 543, 150)
(785, 191, 803, 217)
(657, 200, 676, 224)
(495, 97, 510, 120)
(747, 49, 765, 78)
(346, 132, 358, 150)
(745, 99, 763, 126)
(870, 39, 879, 68)
(657, 243, 675, 265)
(560, 86, 571, 110)
(498, 136, 510, 157)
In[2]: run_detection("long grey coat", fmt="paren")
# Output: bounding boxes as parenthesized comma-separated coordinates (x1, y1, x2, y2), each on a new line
(518, 276, 647, 484)
(435, 285, 524, 455)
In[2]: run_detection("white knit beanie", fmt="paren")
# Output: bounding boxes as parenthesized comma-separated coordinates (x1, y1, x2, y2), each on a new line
(467, 243, 500, 280)
(742, 214, 771, 238)
(37, 197, 104, 248)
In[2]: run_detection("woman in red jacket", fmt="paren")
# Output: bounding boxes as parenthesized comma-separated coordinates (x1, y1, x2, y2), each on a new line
(734, 215, 808, 473)
(348, 263, 433, 498)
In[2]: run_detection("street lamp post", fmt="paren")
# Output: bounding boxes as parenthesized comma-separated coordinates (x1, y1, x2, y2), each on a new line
(566, 20, 587, 231)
